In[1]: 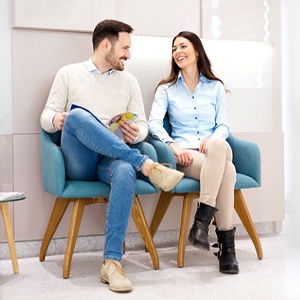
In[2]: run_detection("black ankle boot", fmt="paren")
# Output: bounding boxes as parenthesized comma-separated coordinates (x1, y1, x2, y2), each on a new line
(188, 202, 218, 250)
(215, 228, 239, 274)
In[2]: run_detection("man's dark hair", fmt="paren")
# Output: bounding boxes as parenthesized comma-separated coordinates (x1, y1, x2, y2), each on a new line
(92, 19, 133, 50)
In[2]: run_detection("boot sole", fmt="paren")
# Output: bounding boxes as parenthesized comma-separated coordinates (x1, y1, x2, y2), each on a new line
(219, 268, 239, 274)
(188, 236, 210, 251)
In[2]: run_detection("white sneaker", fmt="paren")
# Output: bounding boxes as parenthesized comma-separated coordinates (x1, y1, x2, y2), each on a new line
(100, 260, 133, 292)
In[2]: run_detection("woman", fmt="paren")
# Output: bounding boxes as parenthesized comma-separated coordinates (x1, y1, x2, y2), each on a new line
(148, 31, 239, 274)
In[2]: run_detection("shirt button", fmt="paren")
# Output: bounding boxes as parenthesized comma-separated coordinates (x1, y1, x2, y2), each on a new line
(195, 117, 197, 119)
(192, 96, 194, 99)
(194, 107, 196, 109)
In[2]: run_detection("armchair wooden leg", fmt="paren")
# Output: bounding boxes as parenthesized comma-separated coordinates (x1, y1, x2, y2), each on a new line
(234, 189, 263, 260)
(40, 198, 70, 262)
(149, 192, 174, 238)
(178, 193, 198, 267)
(131, 196, 159, 270)
(63, 198, 94, 279)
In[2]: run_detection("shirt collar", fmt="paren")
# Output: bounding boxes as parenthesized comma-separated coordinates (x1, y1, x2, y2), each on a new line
(178, 71, 207, 84)
(87, 58, 114, 75)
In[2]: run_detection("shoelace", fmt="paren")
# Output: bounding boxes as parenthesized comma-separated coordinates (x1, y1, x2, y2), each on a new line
(151, 163, 172, 173)
(108, 261, 126, 277)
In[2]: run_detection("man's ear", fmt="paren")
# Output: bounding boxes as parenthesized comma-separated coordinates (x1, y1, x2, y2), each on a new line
(100, 38, 112, 53)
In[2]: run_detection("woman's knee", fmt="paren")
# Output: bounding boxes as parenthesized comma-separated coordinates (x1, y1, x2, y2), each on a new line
(208, 137, 227, 149)
(206, 138, 227, 156)
(207, 138, 232, 160)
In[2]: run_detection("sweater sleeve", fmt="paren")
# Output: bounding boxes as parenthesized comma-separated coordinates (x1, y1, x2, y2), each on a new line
(126, 74, 148, 144)
(40, 67, 69, 133)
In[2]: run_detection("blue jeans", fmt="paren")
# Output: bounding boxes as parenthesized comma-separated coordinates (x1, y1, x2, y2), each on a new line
(61, 108, 148, 261)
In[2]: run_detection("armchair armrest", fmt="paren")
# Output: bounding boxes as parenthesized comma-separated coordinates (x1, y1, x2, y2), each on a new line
(41, 129, 66, 196)
(130, 141, 157, 162)
(227, 133, 261, 186)
(147, 135, 176, 169)
(148, 133, 261, 188)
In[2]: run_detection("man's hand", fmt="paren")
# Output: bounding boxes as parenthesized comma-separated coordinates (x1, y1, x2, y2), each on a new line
(119, 122, 140, 143)
(52, 112, 68, 130)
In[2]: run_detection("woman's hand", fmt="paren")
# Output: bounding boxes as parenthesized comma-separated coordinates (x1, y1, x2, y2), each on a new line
(199, 138, 209, 153)
(169, 142, 193, 167)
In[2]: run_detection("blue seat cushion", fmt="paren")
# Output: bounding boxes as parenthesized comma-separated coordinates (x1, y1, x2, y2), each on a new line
(172, 173, 260, 194)
(59, 179, 157, 198)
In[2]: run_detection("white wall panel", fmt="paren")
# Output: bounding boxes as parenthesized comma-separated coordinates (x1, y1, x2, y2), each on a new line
(13, 0, 116, 32)
(282, 0, 300, 245)
(12, 30, 92, 134)
(202, 0, 269, 41)
(13, 31, 273, 134)
(0, 135, 13, 241)
(116, 0, 201, 37)
(127, 35, 274, 132)
(0, 135, 13, 192)
(201, 0, 282, 133)
(0, 0, 12, 134)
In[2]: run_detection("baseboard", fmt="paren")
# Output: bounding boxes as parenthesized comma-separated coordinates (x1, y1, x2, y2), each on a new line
(0, 222, 278, 260)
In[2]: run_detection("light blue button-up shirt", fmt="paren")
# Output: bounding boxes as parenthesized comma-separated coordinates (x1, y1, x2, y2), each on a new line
(148, 72, 229, 149)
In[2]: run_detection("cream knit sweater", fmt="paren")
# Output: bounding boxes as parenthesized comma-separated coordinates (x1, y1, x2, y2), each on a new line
(40, 62, 148, 143)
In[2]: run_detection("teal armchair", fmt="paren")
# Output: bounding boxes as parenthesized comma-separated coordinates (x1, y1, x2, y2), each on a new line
(148, 116, 262, 267)
(39, 129, 159, 278)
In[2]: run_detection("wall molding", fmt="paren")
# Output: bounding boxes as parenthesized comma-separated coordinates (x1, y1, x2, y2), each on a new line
(0, 223, 275, 260)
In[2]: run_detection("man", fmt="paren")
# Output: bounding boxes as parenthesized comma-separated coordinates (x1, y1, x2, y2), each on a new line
(40, 19, 183, 293)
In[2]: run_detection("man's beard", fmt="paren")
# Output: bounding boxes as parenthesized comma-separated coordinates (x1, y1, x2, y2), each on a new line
(105, 48, 125, 71)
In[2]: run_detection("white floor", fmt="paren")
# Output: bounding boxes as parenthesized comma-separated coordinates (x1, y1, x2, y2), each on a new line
(1, 223, 300, 300)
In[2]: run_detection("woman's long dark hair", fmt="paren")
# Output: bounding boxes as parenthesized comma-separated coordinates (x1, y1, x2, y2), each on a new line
(156, 31, 226, 90)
